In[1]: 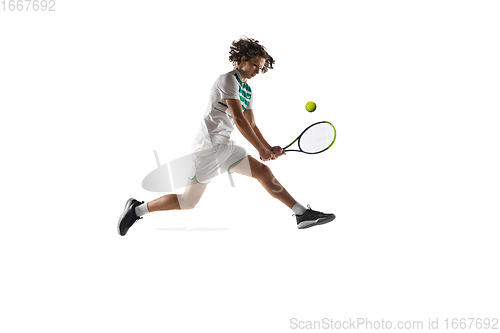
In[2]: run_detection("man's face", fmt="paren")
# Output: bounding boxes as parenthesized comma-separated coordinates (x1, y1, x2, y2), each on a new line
(240, 56, 266, 80)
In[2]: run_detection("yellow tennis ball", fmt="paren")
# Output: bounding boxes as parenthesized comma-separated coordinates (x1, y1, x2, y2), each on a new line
(305, 101, 316, 112)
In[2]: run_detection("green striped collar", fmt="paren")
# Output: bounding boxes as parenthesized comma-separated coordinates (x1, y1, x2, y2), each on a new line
(233, 68, 244, 84)
(233, 69, 252, 92)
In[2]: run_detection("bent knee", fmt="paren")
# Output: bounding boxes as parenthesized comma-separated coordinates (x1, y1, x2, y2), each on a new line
(177, 193, 201, 210)
(253, 163, 273, 180)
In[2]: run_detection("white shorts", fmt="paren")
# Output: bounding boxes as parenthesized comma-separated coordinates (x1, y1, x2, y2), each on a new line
(188, 140, 250, 184)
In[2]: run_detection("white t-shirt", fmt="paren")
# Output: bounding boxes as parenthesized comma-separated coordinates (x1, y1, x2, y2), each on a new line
(192, 68, 253, 151)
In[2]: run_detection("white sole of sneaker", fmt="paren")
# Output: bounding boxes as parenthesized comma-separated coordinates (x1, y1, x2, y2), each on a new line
(297, 215, 336, 229)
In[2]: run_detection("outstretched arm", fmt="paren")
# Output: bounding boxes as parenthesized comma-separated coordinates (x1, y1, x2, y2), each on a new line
(244, 108, 285, 158)
(226, 99, 275, 161)
(242, 108, 271, 149)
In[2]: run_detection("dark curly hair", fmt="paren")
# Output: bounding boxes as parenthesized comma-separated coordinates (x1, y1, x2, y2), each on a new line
(229, 37, 275, 73)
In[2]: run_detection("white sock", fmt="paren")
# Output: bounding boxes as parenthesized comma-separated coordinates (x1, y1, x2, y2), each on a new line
(292, 202, 307, 215)
(135, 202, 150, 217)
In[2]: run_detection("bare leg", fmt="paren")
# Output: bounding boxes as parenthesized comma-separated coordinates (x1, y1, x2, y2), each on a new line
(147, 178, 208, 212)
(229, 156, 297, 209)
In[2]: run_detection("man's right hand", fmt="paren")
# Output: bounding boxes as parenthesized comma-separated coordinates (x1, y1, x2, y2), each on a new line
(259, 148, 275, 162)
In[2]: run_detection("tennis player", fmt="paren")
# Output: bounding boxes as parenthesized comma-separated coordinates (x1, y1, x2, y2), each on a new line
(118, 37, 335, 235)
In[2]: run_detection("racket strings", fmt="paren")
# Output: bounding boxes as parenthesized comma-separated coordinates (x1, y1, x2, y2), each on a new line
(299, 123, 335, 153)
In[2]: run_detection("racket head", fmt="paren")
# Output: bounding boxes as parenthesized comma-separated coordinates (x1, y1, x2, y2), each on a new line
(296, 121, 336, 154)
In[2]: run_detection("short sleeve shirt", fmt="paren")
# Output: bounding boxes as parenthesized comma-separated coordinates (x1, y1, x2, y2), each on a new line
(193, 69, 253, 149)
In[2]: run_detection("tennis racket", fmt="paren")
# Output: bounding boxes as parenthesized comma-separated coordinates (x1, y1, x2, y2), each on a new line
(282, 121, 336, 154)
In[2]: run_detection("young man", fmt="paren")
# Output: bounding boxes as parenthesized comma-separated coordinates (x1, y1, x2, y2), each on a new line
(118, 37, 335, 236)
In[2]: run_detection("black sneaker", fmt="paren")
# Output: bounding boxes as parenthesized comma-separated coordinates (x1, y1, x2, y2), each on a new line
(295, 205, 335, 229)
(117, 198, 144, 236)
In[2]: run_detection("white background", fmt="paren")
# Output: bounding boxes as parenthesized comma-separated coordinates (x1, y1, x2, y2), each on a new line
(1, 0, 499, 332)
